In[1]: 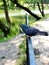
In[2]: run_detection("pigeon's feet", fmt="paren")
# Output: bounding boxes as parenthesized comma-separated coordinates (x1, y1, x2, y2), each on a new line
(27, 35, 31, 38)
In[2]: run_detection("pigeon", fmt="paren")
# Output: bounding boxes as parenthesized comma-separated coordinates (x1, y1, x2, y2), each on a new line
(20, 24, 48, 36)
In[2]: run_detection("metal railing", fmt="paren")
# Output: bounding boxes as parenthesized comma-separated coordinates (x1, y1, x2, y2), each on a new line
(25, 12, 36, 65)
(26, 37, 36, 65)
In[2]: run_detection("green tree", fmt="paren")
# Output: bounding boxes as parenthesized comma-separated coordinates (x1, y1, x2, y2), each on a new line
(0, 0, 11, 37)
(37, 0, 45, 17)
(2, 0, 11, 26)
(11, 0, 41, 20)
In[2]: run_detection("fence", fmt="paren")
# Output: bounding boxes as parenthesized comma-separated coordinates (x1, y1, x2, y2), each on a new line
(26, 13, 36, 65)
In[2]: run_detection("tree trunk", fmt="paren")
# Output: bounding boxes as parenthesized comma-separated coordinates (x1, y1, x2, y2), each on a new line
(41, 0, 45, 17)
(11, 0, 41, 20)
(2, 0, 11, 26)
(0, 20, 10, 37)
(37, 0, 45, 17)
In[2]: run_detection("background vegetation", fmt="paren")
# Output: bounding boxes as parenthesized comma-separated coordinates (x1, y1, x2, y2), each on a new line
(0, 0, 49, 65)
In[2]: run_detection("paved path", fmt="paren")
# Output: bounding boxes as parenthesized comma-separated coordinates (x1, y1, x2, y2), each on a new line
(33, 19, 49, 32)
(31, 36, 49, 65)
(31, 20, 49, 65)
(0, 34, 24, 65)
(0, 19, 49, 65)
(31, 10, 49, 14)
(0, 10, 49, 18)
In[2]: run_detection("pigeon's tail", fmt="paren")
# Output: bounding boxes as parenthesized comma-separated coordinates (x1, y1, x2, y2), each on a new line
(39, 31, 48, 36)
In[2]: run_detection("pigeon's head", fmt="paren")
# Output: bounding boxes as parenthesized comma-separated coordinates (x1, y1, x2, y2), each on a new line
(20, 24, 29, 29)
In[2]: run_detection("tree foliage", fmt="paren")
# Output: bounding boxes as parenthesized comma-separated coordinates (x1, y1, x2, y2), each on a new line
(11, 0, 41, 20)
(37, 0, 45, 17)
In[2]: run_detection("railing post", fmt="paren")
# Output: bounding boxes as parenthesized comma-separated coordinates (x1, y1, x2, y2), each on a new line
(25, 12, 29, 65)
(25, 12, 36, 65)
(26, 12, 28, 26)
(26, 37, 36, 65)
(26, 36, 30, 65)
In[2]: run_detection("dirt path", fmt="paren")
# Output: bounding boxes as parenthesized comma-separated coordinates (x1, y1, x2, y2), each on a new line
(32, 20, 49, 65)
(31, 36, 49, 65)
(0, 19, 49, 65)
(0, 34, 24, 65)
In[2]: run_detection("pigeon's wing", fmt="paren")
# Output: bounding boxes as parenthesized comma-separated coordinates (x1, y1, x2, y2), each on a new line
(20, 24, 40, 36)
(23, 27, 39, 36)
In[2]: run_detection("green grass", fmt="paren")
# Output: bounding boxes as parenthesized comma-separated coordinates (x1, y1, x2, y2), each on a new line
(0, 15, 26, 42)
(0, 13, 49, 42)
(0, 10, 4, 13)
(0, 8, 21, 14)
(16, 39, 27, 65)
